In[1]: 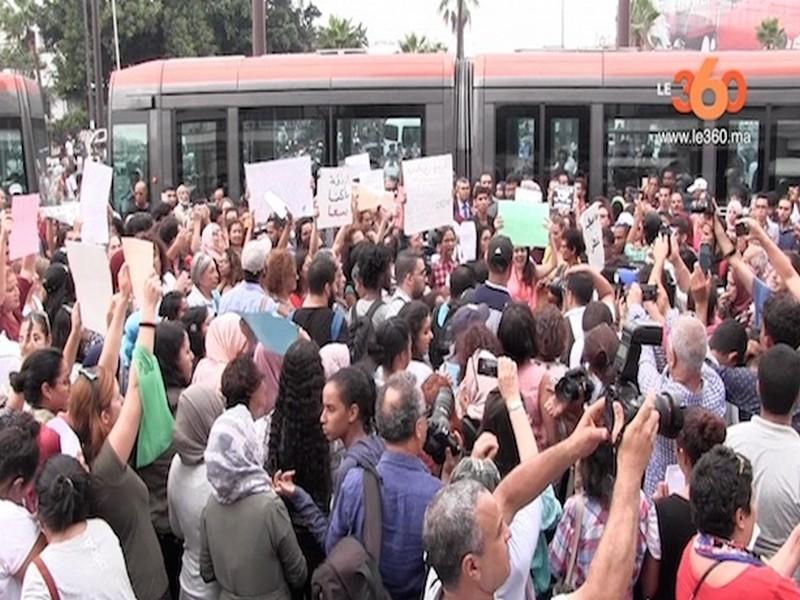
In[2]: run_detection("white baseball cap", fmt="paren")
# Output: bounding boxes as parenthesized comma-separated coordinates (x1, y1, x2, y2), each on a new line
(687, 177, 708, 193)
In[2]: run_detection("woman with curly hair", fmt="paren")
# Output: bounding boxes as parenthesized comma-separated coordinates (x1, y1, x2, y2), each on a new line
(217, 247, 243, 296)
(266, 249, 298, 317)
(267, 339, 330, 598)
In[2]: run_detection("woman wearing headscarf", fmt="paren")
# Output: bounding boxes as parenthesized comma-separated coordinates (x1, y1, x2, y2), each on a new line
(191, 313, 248, 388)
(200, 223, 226, 262)
(187, 253, 221, 315)
(168, 384, 225, 600)
(201, 356, 307, 599)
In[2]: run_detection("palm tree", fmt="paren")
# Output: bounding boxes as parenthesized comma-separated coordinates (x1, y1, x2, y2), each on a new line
(629, 0, 660, 49)
(438, 0, 478, 59)
(316, 15, 368, 50)
(756, 17, 787, 50)
(398, 33, 447, 53)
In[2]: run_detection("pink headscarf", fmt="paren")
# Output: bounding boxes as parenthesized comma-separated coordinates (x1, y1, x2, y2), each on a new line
(253, 344, 282, 414)
(192, 313, 249, 388)
(319, 343, 350, 379)
(201, 223, 225, 262)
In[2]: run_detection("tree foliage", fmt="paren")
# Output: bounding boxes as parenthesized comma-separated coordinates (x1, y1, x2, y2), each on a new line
(0, 0, 325, 130)
(756, 17, 787, 50)
(630, 0, 660, 49)
(316, 15, 368, 50)
(399, 33, 447, 53)
(437, 0, 478, 59)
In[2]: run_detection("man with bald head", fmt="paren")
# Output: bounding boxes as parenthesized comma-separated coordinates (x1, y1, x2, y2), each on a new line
(326, 370, 442, 599)
(125, 180, 149, 218)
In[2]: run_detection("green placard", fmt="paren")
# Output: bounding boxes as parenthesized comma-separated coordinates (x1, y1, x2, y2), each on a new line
(497, 201, 549, 248)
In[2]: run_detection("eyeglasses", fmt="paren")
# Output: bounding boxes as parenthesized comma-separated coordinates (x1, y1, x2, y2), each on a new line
(78, 367, 99, 409)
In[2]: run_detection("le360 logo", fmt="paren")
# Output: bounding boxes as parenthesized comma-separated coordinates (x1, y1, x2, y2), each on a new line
(656, 57, 747, 120)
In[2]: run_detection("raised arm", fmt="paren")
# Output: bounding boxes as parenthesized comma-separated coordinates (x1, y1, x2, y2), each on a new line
(308, 209, 321, 260)
(98, 265, 132, 375)
(106, 275, 161, 466)
(534, 222, 560, 280)
(277, 213, 292, 250)
(746, 217, 800, 301)
(494, 399, 609, 525)
(668, 231, 692, 294)
(497, 358, 538, 461)
(571, 397, 658, 600)
(713, 214, 755, 296)
(62, 302, 83, 374)
(567, 263, 615, 305)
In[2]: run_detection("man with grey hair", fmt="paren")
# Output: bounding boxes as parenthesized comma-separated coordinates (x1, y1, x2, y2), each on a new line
(626, 283, 725, 496)
(326, 371, 442, 599)
(422, 396, 660, 600)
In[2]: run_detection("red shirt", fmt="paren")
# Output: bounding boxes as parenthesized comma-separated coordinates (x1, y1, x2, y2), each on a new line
(0, 276, 33, 341)
(675, 542, 800, 599)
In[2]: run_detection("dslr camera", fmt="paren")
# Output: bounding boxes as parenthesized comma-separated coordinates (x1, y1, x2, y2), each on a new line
(423, 386, 461, 465)
(556, 322, 684, 439)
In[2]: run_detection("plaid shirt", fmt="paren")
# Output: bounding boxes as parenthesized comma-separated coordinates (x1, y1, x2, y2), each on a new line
(628, 305, 727, 497)
(549, 492, 651, 599)
(430, 256, 456, 290)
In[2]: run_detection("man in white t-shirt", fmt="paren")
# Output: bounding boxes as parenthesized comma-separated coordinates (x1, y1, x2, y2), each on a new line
(726, 344, 800, 574)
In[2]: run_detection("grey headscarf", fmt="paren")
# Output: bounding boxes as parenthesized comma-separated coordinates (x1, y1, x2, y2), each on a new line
(173, 384, 225, 466)
(205, 404, 271, 504)
(191, 252, 216, 287)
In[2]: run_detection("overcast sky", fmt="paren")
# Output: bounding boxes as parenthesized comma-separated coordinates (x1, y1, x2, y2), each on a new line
(314, 0, 619, 53)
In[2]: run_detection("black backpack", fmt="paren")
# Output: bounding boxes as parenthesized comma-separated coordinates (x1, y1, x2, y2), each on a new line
(310, 464, 391, 600)
(429, 300, 458, 370)
(348, 300, 384, 364)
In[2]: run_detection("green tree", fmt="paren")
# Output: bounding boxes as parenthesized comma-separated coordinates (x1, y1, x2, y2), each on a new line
(438, 0, 478, 59)
(0, 0, 43, 86)
(266, 0, 321, 53)
(756, 17, 787, 50)
(399, 33, 447, 53)
(630, 0, 660, 49)
(316, 15, 368, 49)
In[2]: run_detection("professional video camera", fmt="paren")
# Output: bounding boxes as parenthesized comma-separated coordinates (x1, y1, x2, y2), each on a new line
(423, 386, 461, 465)
(555, 321, 684, 438)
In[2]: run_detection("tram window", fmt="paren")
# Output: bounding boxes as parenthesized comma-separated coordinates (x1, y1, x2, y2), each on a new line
(772, 120, 800, 187)
(549, 118, 579, 179)
(240, 108, 327, 170)
(177, 119, 227, 200)
(720, 119, 760, 200)
(0, 118, 27, 194)
(495, 109, 536, 181)
(336, 115, 423, 167)
(605, 112, 700, 197)
(112, 123, 148, 212)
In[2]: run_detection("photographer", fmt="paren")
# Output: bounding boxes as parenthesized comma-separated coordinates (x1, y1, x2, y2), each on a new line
(423, 357, 542, 599)
(626, 282, 726, 496)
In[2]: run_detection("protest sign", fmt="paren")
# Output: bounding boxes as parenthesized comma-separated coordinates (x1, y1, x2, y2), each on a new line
(515, 187, 543, 203)
(244, 156, 313, 219)
(264, 191, 288, 220)
(402, 154, 454, 235)
(121, 237, 155, 307)
(458, 220, 477, 263)
(79, 160, 112, 244)
(241, 312, 299, 356)
(579, 202, 605, 269)
(344, 153, 371, 174)
(9, 194, 39, 260)
(356, 169, 385, 192)
(41, 202, 79, 227)
(316, 167, 352, 229)
(497, 201, 549, 248)
(66, 241, 113, 335)
(553, 185, 574, 214)
(353, 184, 394, 213)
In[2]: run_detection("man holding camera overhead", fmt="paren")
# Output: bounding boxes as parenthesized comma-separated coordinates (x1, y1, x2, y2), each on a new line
(626, 279, 726, 497)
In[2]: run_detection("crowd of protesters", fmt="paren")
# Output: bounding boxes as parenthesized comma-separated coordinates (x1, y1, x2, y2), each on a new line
(1, 161, 800, 600)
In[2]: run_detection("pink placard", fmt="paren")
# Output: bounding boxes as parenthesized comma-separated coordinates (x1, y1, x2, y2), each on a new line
(9, 194, 40, 260)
